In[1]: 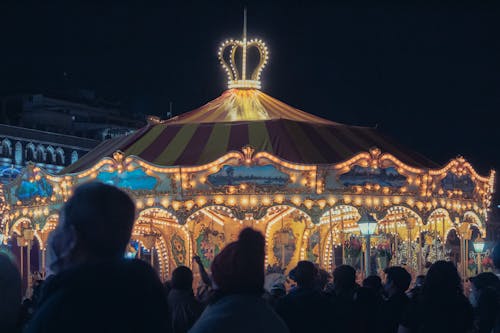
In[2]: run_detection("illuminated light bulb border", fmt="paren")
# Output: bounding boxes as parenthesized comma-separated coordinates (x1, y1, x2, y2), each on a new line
(218, 38, 269, 90)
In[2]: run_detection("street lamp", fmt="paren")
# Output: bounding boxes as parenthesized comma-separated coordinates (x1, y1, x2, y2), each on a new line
(358, 211, 377, 278)
(473, 238, 486, 274)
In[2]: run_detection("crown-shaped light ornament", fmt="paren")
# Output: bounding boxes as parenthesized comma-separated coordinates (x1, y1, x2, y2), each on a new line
(218, 9, 269, 90)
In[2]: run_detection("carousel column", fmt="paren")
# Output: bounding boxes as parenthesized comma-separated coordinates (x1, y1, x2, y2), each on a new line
(394, 222, 399, 265)
(457, 222, 472, 280)
(41, 248, 46, 274)
(23, 229, 35, 292)
(441, 217, 446, 259)
(417, 226, 422, 274)
(17, 235, 25, 282)
(434, 220, 438, 261)
(406, 217, 416, 271)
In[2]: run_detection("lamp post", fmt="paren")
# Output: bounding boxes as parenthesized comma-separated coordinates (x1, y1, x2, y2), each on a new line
(473, 238, 485, 274)
(358, 211, 377, 278)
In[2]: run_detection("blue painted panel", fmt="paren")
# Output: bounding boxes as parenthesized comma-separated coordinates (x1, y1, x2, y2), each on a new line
(441, 173, 475, 194)
(0, 166, 21, 184)
(96, 168, 157, 191)
(208, 164, 289, 187)
(16, 178, 53, 202)
(339, 166, 407, 187)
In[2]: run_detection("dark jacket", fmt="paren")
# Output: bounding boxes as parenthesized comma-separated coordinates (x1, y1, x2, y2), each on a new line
(378, 291, 409, 333)
(400, 293, 473, 333)
(189, 294, 288, 333)
(24, 259, 170, 333)
(168, 289, 204, 333)
(275, 287, 332, 333)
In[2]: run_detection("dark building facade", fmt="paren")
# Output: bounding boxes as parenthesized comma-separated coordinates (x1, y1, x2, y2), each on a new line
(1, 91, 143, 140)
(0, 91, 144, 183)
(0, 124, 99, 182)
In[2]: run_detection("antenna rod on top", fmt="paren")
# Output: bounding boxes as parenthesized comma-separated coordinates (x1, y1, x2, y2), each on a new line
(242, 7, 247, 80)
(243, 7, 247, 40)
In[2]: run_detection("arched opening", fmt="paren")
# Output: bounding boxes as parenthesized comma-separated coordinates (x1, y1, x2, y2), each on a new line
(36, 145, 46, 162)
(185, 205, 234, 273)
(46, 146, 56, 164)
(133, 208, 184, 281)
(55, 149, 65, 165)
(264, 205, 311, 274)
(25, 144, 36, 162)
(445, 228, 461, 267)
(71, 151, 78, 164)
(422, 209, 453, 265)
(1, 139, 12, 157)
(378, 206, 423, 275)
(319, 205, 361, 270)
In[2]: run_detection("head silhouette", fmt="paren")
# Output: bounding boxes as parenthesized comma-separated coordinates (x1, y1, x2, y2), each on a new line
(333, 265, 356, 291)
(48, 182, 135, 271)
(211, 228, 265, 294)
(291, 261, 317, 288)
(384, 266, 411, 295)
(423, 261, 462, 300)
(171, 266, 194, 291)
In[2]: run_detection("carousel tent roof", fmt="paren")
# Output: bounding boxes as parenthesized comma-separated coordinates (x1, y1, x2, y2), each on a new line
(62, 88, 438, 174)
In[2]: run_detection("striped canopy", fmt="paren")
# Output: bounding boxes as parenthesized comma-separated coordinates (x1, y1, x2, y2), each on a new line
(63, 89, 437, 173)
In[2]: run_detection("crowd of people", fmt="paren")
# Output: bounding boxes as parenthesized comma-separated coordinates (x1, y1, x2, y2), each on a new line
(1, 182, 499, 333)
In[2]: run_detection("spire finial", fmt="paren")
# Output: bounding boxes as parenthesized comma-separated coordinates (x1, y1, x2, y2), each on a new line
(243, 7, 247, 41)
(218, 9, 269, 90)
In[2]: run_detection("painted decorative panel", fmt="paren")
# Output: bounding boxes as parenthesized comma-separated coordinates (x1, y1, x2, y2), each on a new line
(171, 233, 187, 267)
(96, 168, 157, 191)
(306, 229, 320, 263)
(441, 173, 475, 194)
(196, 227, 225, 268)
(339, 166, 407, 187)
(16, 178, 53, 203)
(208, 164, 289, 187)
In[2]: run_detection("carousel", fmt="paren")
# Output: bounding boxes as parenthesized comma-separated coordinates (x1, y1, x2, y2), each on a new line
(0, 22, 495, 289)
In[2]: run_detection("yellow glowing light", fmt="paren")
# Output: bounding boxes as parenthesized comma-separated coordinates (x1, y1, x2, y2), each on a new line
(172, 201, 181, 210)
(274, 194, 284, 204)
(219, 18, 269, 90)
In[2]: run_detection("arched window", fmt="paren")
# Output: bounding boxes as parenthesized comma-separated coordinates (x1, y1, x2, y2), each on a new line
(71, 151, 78, 164)
(46, 146, 56, 164)
(55, 148, 65, 165)
(25, 143, 36, 162)
(36, 145, 46, 162)
(1, 139, 12, 156)
(15, 142, 22, 165)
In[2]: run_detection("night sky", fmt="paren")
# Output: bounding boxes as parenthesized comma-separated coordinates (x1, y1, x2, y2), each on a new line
(1, 1, 499, 182)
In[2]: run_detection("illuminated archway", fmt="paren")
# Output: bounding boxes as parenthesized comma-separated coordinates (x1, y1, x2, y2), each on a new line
(133, 208, 187, 280)
(463, 211, 485, 236)
(319, 205, 360, 269)
(263, 205, 311, 273)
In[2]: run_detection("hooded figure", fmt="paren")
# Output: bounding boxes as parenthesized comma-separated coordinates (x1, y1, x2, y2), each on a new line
(189, 228, 288, 333)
